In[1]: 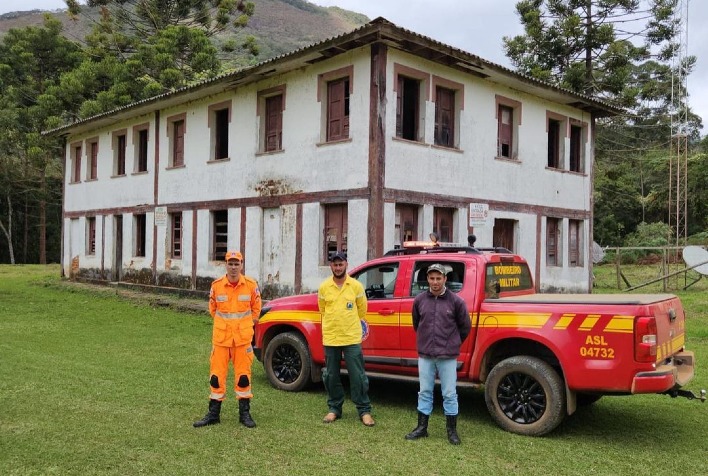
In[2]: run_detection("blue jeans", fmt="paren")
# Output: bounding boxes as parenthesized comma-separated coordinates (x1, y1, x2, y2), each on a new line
(417, 357, 458, 416)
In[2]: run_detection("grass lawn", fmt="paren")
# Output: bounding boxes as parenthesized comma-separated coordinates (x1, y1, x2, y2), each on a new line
(1, 265, 706, 476)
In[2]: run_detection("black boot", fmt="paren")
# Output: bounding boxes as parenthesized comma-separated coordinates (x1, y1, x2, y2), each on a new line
(446, 414, 461, 445)
(193, 399, 221, 428)
(238, 398, 256, 428)
(405, 412, 429, 440)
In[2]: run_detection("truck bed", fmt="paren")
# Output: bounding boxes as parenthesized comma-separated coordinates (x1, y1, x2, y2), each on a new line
(493, 293, 677, 305)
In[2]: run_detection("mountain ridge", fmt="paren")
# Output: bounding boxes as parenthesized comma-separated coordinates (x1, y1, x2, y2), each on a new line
(0, 1, 370, 67)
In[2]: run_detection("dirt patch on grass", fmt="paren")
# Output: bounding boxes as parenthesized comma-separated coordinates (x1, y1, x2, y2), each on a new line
(51, 279, 208, 315)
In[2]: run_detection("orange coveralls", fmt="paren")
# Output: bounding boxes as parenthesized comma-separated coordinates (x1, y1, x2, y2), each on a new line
(207, 274, 262, 401)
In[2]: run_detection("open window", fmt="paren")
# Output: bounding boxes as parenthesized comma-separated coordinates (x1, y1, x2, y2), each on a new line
(546, 111, 567, 170)
(395, 204, 419, 247)
(495, 95, 522, 160)
(394, 64, 429, 142)
(208, 101, 231, 161)
(70, 142, 82, 183)
(134, 213, 146, 257)
(133, 123, 149, 173)
(323, 203, 347, 264)
(211, 209, 228, 261)
(410, 261, 466, 296)
(86, 217, 96, 255)
(112, 130, 127, 176)
(569, 120, 587, 173)
(353, 263, 400, 300)
(171, 212, 182, 259)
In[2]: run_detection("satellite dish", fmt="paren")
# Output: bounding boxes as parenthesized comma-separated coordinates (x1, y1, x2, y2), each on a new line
(592, 242, 606, 264)
(683, 246, 708, 275)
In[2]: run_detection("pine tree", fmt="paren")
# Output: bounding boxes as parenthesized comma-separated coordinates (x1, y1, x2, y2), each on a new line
(62, 0, 256, 117)
(0, 16, 84, 263)
(503, 1, 702, 244)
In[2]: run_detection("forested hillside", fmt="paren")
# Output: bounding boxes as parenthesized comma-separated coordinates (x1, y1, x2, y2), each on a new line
(0, 0, 369, 67)
(0, 0, 368, 265)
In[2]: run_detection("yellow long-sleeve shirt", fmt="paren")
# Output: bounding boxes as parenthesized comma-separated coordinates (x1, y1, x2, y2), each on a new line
(317, 275, 367, 346)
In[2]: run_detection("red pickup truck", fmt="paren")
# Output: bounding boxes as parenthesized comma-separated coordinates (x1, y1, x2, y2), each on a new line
(254, 243, 703, 435)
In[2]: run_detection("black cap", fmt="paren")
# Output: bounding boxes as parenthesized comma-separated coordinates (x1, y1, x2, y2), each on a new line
(329, 251, 347, 262)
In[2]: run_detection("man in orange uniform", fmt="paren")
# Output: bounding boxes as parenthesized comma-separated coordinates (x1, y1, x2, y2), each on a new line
(193, 250, 262, 428)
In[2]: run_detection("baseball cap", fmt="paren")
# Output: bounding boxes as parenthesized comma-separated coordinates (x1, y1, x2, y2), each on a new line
(329, 251, 347, 262)
(225, 250, 243, 261)
(426, 263, 447, 275)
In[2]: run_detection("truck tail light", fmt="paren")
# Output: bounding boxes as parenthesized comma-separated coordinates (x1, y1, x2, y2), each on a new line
(634, 316, 657, 363)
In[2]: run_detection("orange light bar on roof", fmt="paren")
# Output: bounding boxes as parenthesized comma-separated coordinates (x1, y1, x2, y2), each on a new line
(402, 241, 469, 248)
(402, 241, 437, 247)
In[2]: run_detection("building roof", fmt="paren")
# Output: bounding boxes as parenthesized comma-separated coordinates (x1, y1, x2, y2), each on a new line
(46, 17, 621, 137)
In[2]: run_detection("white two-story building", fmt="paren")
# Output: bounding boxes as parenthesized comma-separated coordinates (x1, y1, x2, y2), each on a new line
(52, 18, 618, 296)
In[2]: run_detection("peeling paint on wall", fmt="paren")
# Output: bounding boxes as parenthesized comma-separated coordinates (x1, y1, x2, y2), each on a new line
(254, 178, 302, 196)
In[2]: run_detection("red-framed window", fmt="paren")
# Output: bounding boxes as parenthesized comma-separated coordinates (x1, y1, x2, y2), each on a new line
(546, 217, 561, 266)
(134, 213, 146, 257)
(171, 212, 182, 259)
(324, 203, 348, 263)
(87, 217, 96, 255)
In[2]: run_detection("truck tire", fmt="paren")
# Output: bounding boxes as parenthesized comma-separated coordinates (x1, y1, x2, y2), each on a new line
(263, 332, 312, 392)
(484, 356, 566, 436)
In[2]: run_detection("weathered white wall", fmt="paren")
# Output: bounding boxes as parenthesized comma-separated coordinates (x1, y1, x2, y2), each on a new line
(62, 43, 594, 293)
(64, 115, 155, 213)
(384, 50, 592, 212)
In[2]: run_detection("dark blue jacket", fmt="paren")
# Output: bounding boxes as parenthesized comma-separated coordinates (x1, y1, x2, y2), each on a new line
(412, 288, 471, 359)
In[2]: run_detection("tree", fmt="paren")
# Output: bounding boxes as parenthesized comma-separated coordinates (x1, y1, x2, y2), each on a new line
(0, 16, 84, 264)
(61, 0, 256, 117)
(503, 1, 703, 243)
(503, 0, 701, 141)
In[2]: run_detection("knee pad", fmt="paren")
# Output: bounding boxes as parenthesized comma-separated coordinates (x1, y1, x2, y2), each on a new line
(237, 374, 250, 388)
(210, 374, 220, 388)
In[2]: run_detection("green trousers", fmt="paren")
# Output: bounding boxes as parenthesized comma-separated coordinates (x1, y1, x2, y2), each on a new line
(323, 344, 372, 417)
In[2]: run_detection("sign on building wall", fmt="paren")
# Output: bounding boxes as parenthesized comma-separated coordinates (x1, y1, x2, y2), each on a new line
(154, 206, 167, 227)
(469, 203, 489, 227)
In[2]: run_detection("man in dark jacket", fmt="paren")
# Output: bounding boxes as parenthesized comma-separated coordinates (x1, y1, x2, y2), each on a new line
(405, 263, 471, 445)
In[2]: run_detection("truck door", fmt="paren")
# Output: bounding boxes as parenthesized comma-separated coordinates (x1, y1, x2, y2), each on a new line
(400, 260, 475, 376)
(351, 262, 402, 361)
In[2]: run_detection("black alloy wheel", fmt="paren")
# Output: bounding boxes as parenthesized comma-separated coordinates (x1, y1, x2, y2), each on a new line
(485, 355, 566, 436)
(264, 332, 312, 392)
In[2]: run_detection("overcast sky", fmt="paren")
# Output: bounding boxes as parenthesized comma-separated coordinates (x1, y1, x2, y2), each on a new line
(2, 0, 706, 134)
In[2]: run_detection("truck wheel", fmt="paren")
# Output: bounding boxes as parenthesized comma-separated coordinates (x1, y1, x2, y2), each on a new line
(264, 332, 312, 392)
(485, 356, 566, 436)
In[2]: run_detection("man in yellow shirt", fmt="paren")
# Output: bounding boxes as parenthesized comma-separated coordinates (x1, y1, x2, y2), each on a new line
(318, 252, 375, 427)
(193, 250, 261, 429)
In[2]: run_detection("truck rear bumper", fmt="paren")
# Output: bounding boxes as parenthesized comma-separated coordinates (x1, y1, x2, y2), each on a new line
(631, 350, 695, 393)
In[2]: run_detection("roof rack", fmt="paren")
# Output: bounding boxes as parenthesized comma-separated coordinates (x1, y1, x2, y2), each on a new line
(384, 245, 480, 256)
(383, 241, 513, 256)
(476, 247, 513, 253)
